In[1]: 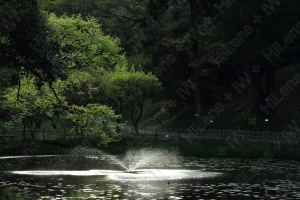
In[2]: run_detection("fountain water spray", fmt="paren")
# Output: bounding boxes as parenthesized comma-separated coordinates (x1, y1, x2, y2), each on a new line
(65, 146, 181, 172)
(10, 148, 222, 181)
(125, 157, 136, 173)
(122, 148, 181, 172)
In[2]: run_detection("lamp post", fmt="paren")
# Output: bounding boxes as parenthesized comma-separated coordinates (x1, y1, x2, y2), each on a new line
(265, 118, 268, 131)
(209, 120, 213, 131)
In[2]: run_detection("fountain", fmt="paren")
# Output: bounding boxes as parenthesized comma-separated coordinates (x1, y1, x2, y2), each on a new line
(122, 148, 181, 172)
(1, 148, 225, 199)
(3, 154, 300, 200)
(125, 157, 136, 173)
(9, 147, 222, 181)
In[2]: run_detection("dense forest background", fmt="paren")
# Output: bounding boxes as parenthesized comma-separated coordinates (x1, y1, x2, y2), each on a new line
(1, 0, 300, 135)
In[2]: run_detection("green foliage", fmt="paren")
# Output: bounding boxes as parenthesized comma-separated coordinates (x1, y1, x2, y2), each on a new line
(63, 103, 121, 145)
(214, 0, 300, 69)
(51, 70, 123, 146)
(111, 69, 163, 102)
(47, 13, 127, 71)
(2, 75, 65, 129)
(109, 69, 163, 130)
(2, 0, 299, 134)
(54, 70, 101, 106)
(45, 14, 128, 145)
(0, 0, 65, 85)
(127, 52, 151, 71)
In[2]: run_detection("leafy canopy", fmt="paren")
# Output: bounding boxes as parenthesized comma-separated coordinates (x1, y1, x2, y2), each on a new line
(47, 13, 127, 72)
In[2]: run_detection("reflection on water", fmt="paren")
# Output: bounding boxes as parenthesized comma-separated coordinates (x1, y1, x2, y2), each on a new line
(0, 151, 300, 199)
(12, 169, 221, 181)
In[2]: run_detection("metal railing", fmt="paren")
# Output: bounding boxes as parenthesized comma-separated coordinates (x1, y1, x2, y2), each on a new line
(0, 127, 298, 143)
(0, 128, 98, 142)
(119, 127, 299, 143)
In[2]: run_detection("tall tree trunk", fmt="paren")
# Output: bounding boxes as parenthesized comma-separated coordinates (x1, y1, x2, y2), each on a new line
(116, 102, 122, 133)
(34, 114, 42, 130)
(264, 68, 276, 124)
(48, 116, 57, 130)
(130, 102, 144, 135)
(235, 65, 263, 115)
(129, 107, 138, 134)
(133, 121, 139, 135)
(190, 0, 203, 128)
(73, 121, 79, 135)
(193, 69, 202, 127)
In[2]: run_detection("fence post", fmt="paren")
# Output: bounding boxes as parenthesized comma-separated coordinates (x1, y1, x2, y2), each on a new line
(255, 131, 259, 141)
(256, 131, 258, 141)
(265, 131, 267, 141)
(260, 131, 262, 141)
(257, 131, 258, 141)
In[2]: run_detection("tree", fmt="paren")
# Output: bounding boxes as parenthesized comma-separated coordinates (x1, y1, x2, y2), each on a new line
(53, 70, 114, 123)
(48, 12, 127, 121)
(47, 12, 129, 107)
(54, 71, 101, 107)
(47, 13, 127, 143)
(1, 70, 122, 144)
(213, 0, 300, 125)
(47, 13, 127, 72)
(63, 103, 120, 145)
(110, 68, 163, 133)
(2, 74, 66, 138)
(0, 0, 66, 87)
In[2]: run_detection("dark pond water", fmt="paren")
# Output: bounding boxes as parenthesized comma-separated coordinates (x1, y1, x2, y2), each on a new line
(0, 148, 299, 199)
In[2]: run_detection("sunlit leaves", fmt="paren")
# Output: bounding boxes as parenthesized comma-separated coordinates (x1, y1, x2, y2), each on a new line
(63, 103, 121, 145)
(48, 13, 127, 71)
(2, 75, 66, 128)
(109, 69, 163, 129)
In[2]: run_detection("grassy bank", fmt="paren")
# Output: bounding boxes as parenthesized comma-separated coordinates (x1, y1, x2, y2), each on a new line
(0, 138, 299, 160)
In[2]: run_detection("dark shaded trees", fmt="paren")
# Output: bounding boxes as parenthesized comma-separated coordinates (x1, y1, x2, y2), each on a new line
(0, 0, 66, 86)
(213, 0, 300, 124)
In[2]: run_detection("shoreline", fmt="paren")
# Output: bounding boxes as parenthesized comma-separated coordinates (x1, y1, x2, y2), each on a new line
(0, 138, 299, 160)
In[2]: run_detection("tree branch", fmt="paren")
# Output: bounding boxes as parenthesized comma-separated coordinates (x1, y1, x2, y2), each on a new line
(48, 82, 62, 108)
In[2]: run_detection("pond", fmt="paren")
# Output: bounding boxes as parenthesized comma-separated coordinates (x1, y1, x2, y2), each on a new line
(0, 147, 299, 199)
